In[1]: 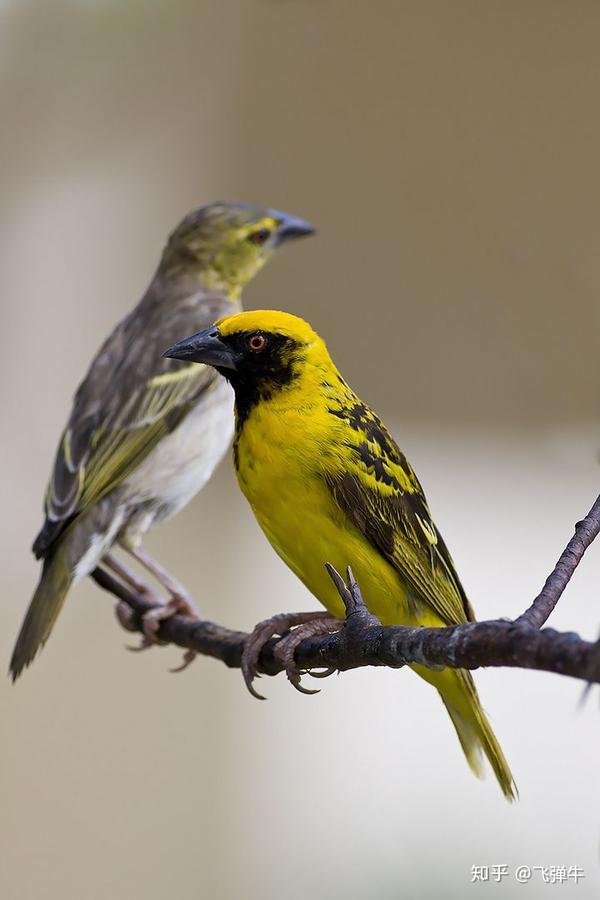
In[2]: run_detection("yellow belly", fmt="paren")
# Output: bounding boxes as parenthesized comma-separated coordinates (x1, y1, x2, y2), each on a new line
(238, 436, 486, 729)
(236, 415, 442, 630)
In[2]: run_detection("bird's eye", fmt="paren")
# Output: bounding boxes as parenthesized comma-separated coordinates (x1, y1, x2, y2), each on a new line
(247, 333, 267, 353)
(247, 228, 271, 245)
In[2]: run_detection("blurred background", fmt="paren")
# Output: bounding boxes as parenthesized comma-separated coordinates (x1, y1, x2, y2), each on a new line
(2, 1, 600, 897)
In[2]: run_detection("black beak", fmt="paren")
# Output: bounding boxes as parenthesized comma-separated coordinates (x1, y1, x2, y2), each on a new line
(272, 211, 316, 245)
(163, 328, 238, 370)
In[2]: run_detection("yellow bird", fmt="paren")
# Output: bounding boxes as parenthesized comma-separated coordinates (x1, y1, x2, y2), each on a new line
(165, 310, 517, 800)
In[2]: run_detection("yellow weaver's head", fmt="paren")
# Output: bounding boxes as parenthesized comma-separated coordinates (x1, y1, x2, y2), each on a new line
(159, 203, 315, 296)
(164, 310, 333, 419)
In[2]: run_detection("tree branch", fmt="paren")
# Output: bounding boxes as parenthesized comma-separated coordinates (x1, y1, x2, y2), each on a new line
(91, 494, 600, 686)
(515, 494, 600, 628)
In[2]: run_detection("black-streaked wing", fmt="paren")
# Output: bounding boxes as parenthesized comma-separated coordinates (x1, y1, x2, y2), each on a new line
(324, 400, 473, 626)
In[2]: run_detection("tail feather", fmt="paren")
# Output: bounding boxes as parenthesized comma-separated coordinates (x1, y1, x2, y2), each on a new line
(442, 698, 485, 779)
(12, 503, 121, 680)
(441, 670, 517, 801)
(10, 551, 74, 681)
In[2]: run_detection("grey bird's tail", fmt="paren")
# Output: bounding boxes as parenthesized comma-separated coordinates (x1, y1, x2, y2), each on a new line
(10, 550, 75, 681)
(10, 512, 109, 681)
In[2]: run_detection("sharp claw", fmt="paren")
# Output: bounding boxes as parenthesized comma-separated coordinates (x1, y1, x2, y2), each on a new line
(126, 637, 153, 653)
(248, 684, 267, 701)
(288, 675, 320, 695)
(274, 618, 341, 694)
(243, 667, 267, 700)
(308, 667, 337, 679)
(241, 651, 267, 699)
(241, 622, 280, 699)
(169, 649, 197, 673)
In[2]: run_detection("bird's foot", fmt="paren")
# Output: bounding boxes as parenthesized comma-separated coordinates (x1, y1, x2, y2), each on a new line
(106, 554, 154, 635)
(142, 593, 202, 667)
(273, 616, 342, 694)
(115, 600, 139, 633)
(124, 593, 202, 672)
(141, 593, 202, 641)
(115, 544, 202, 669)
(241, 611, 341, 699)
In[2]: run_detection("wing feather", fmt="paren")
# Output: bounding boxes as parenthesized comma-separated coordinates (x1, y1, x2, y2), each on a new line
(77, 364, 215, 510)
(324, 400, 473, 626)
(33, 291, 233, 558)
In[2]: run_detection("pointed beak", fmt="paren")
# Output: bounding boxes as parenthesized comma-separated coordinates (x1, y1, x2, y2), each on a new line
(272, 211, 316, 245)
(163, 328, 238, 370)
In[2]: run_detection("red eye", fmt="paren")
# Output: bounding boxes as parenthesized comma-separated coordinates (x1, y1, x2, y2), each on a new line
(248, 334, 267, 353)
(248, 228, 271, 245)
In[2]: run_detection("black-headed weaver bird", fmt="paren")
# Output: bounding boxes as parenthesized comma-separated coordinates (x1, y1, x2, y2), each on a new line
(165, 309, 517, 800)
(10, 206, 314, 681)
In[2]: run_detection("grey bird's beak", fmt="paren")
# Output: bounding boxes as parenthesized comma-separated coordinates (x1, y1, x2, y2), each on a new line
(163, 328, 238, 370)
(272, 211, 316, 245)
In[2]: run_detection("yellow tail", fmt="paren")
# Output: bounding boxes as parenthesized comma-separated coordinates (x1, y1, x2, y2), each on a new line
(441, 669, 517, 801)
(414, 663, 517, 800)
(10, 550, 74, 681)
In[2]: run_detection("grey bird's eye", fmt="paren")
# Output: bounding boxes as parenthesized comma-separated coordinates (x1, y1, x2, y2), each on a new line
(247, 228, 271, 245)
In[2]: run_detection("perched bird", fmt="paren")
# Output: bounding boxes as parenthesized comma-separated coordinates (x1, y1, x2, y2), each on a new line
(165, 310, 517, 800)
(10, 205, 315, 680)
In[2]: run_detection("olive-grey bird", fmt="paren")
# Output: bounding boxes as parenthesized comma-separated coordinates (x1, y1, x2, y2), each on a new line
(10, 202, 315, 680)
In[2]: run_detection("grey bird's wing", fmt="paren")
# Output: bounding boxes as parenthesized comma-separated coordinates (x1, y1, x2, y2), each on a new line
(33, 291, 235, 559)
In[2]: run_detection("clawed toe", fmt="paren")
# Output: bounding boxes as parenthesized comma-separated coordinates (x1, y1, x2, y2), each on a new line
(241, 612, 342, 698)
(141, 594, 202, 644)
(115, 600, 138, 633)
(121, 594, 202, 671)
(308, 666, 337, 679)
(169, 649, 197, 673)
(273, 617, 341, 694)
(126, 635, 154, 653)
(140, 605, 171, 644)
(241, 616, 288, 699)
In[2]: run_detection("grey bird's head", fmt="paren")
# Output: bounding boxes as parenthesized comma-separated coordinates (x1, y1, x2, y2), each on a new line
(158, 202, 315, 297)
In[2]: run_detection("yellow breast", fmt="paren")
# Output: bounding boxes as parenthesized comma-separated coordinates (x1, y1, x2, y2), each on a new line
(234, 395, 432, 627)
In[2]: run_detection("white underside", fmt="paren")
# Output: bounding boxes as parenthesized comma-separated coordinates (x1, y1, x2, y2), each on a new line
(71, 378, 235, 581)
(123, 377, 235, 525)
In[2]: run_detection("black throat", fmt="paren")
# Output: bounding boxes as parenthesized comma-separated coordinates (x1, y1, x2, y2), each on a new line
(216, 333, 302, 469)
(223, 355, 298, 428)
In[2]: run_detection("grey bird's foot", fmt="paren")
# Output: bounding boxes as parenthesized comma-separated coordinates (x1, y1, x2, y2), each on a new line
(105, 554, 154, 635)
(115, 600, 139, 633)
(138, 594, 202, 671)
(241, 611, 342, 700)
(140, 593, 202, 643)
(118, 543, 202, 670)
(115, 590, 201, 672)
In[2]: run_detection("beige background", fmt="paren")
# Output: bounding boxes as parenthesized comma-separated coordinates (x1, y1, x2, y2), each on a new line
(2, 2, 600, 898)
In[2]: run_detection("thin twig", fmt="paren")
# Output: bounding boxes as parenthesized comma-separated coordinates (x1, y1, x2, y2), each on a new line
(515, 494, 600, 629)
